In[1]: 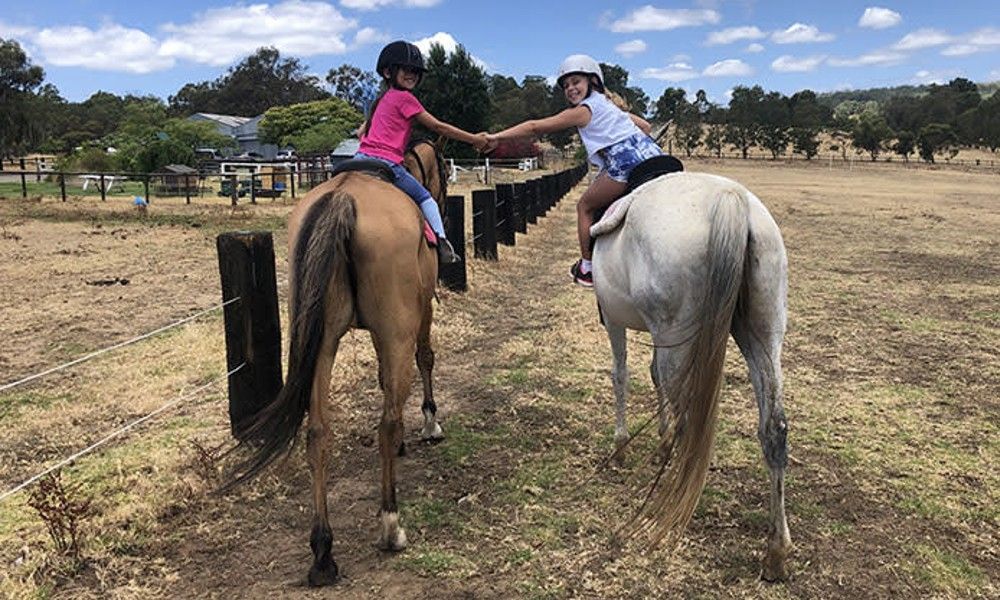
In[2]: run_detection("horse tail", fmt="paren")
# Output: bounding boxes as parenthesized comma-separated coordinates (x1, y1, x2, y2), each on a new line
(223, 191, 357, 489)
(634, 186, 750, 546)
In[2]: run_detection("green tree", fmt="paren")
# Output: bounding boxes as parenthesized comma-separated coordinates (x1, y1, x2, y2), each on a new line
(757, 91, 791, 159)
(791, 128, 821, 159)
(418, 43, 491, 158)
(673, 102, 702, 157)
(653, 87, 687, 123)
(168, 47, 329, 117)
(0, 38, 46, 157)
(704, 123, 724, 157)
(892, 131, 916, 162)
(599, 63, 649, 115)
(259, 97, 362, 154)
(852, 112, 893, 161)
(326, 64, 378, 113)
(724, 85, 765, 159)
(917, 123, 957, 163)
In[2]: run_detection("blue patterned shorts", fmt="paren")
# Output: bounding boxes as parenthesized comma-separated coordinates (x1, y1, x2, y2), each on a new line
(599, 134, 663, 182)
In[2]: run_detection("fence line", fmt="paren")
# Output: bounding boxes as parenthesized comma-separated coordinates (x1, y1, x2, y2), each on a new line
(0, 297, 241, 393)
(0, 362, 245, 503)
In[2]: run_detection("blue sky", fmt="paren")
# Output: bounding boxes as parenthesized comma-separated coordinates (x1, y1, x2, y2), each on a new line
(2, 1, 998, 106)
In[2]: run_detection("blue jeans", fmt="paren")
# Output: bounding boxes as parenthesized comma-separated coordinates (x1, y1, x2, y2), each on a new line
(353, 152, 446, 238)
(353, 152, 434, 205)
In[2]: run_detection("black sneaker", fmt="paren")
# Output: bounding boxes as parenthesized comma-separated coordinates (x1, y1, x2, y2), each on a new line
(569, 259, 593, 288)
(437, 238, 462, 264)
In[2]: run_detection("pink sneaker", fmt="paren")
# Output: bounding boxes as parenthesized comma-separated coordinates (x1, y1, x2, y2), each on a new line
(569, 259, 593, 288)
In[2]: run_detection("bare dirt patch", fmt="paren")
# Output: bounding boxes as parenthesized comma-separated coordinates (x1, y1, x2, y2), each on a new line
(1, 161, 997, 599)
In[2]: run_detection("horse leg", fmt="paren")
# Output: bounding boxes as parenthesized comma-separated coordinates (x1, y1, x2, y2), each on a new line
(605, 322, 629, 464)
(732, 294, 792, 582)
(416, 304, 443, 442)
(375, 337, 415, 552)
(307, 338, 340, 586)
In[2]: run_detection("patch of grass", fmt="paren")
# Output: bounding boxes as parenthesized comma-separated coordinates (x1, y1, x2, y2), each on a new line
(907, 544, 986, 596)
(507, 547, 534, 567)
(896, 494, 948, 520)
(404, 497, 452, 531)
(435, 422, 488, 467)
(397, 549, 460, 576)
(0, 390, 68, 418)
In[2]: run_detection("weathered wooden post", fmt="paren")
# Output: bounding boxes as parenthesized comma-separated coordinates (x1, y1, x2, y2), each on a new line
(495, 183, 515, 246)
(59, 172, 66, 202)
(185, 174, 192, 204)
(472, 189, 498, 260)
(439, 194, 467, 291)
(525, 179, 538, 225)
(216, 231, 284, 440)
(19, 159, 27, 198)
(99, 173, 107, 201)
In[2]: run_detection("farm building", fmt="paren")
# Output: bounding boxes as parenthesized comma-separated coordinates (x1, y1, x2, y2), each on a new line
(186, 113, 280, 160)
(152, 164, 200, 195)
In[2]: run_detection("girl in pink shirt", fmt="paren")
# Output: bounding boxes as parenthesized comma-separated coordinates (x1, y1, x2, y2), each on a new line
(356, 41, 489, 264)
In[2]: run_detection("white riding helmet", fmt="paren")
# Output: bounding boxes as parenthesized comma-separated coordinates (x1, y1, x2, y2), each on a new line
(557, 54, 604, 87)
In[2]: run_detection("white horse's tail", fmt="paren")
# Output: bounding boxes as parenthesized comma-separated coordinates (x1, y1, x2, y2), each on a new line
(632, 186, 750, 546)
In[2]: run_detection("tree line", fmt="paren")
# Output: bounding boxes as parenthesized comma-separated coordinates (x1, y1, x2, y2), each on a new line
(2, 37, 998, 173)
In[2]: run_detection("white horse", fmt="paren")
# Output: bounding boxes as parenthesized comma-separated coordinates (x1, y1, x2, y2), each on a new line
(591, 170, 792, 581)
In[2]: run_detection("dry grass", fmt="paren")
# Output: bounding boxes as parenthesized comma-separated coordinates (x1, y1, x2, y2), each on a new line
(1, 159, 997, 598)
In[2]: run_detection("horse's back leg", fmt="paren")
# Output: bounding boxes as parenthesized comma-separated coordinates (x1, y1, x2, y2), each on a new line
(416, 301, 443, 441)
(605, 321, 629, 463)
(307, 328, 348, 586)
(731, 237, 792, 582)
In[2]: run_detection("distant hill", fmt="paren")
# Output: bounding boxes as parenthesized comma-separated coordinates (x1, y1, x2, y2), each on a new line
(817, 80, 999, 108)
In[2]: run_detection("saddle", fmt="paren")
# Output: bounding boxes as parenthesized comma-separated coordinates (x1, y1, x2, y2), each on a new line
(330, 158, 395, 183)
(590, 155, 685, 242)
(329, 158, 438, 247)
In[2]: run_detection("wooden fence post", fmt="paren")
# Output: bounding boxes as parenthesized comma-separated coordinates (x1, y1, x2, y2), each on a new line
(216, 231, 284, 440)
(512, 182, 527, 234)
(495, 183, 515, 246)
(472, 189, 498, 260)
(19, 159, 27, 198)
(440, 195, 467, 291)
(526, 179, 538, 225)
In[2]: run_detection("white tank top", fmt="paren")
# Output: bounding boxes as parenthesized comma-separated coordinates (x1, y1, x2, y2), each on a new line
(578, 93, 643, 170)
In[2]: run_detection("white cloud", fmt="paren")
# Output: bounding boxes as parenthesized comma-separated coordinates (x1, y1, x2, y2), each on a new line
(943, 27, 1000, 56)
(746, 43, 765, 53)
(340, 0, 442, 9)
(160, 1, 357, 66)
(352, 26, 389, 47)
(706, 26, 766, 46)
(703, 59, 752, 77)
(858, 7, 901, 30)
(771, 23, 835, 44)
(991, 69, 1000, 81)
(771, 55, 825, 73)
(892, 28, 951, 51)
(0, 20, 33, 39)
(33, 23, 174, 73)
(412, 31, 488, 70)
(606, 6, 720, 33)
(827, 50, 906, 67)
(912, 69, 957, 85)
(615, 39, 648, 57)
(640, 62, 698, 82)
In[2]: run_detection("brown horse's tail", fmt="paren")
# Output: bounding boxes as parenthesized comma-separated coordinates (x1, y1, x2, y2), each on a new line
(631, 187, 750, 546)
(223, 191, 357, 489)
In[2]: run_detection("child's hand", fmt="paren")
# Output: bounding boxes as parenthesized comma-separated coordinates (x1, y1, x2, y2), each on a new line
(477, 133, 499, 155)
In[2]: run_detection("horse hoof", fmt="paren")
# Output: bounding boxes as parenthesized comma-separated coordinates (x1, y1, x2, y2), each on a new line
(421, 422, 444, 442)
(377, 528, 408, 552)
(760, 555, 789, 583)
(307, 560, 340, 587)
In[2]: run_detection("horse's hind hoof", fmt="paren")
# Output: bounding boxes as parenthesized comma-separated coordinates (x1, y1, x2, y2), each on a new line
(421, 422, 444, 443)
(307, 560, 340, 587)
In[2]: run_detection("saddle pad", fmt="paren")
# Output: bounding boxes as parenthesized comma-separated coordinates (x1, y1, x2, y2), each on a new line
(590, 194, 637, 238)
(423, 221, 437, 247)
(330, 158, 394, 183)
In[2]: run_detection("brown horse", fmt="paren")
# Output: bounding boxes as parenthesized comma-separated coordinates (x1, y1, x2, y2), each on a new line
(228, 139, 449, 586)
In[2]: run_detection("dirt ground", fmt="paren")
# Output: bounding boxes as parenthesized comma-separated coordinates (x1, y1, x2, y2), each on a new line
(0, 158, 997, 599)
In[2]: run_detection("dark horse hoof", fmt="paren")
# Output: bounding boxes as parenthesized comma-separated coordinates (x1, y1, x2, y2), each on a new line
(308, 560, 340, 587)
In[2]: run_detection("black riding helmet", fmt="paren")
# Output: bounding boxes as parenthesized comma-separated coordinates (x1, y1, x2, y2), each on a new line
(376, 41, 426, 86)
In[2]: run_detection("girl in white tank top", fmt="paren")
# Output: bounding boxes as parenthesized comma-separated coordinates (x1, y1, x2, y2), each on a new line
(484, 54, 662, 287)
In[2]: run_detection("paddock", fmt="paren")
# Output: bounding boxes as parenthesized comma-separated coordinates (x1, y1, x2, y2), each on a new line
(0, 158, 996, 598)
